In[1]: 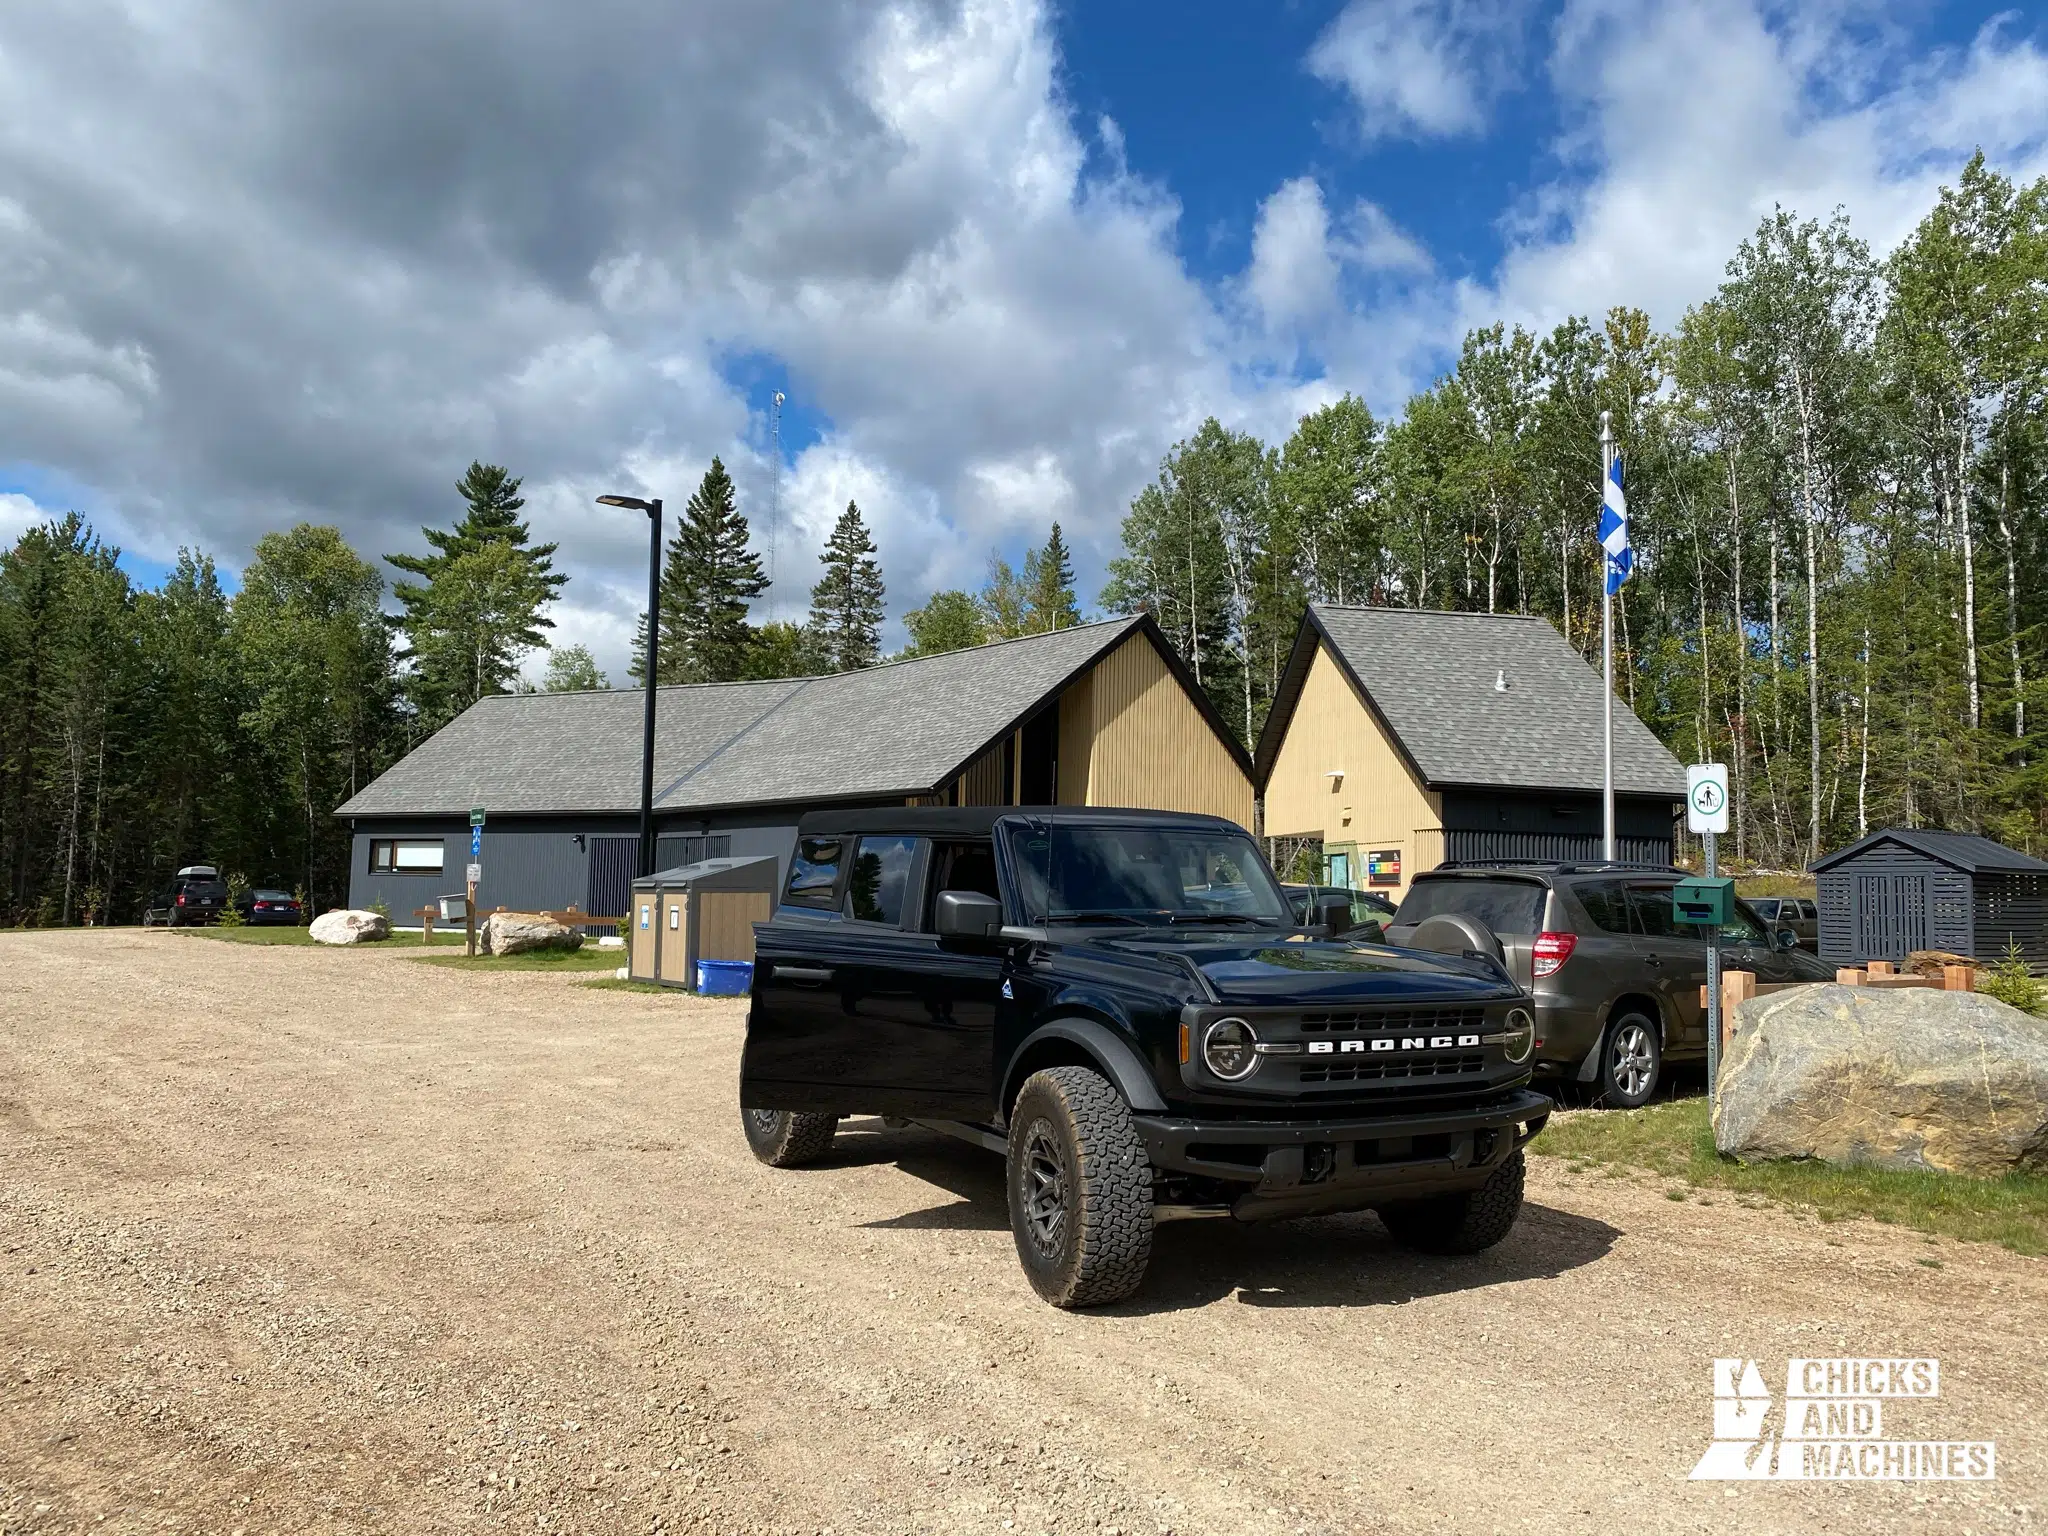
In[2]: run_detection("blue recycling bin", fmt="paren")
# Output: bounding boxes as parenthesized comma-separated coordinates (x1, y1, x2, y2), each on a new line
(696, 960, 753, 996)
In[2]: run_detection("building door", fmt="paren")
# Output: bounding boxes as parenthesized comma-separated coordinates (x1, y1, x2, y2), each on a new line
(1328, 851, 1350, 886)
(587, 837, 637, 921)
(1855, 873, 1928, 961)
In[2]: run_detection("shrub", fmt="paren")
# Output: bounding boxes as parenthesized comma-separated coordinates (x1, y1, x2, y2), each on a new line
(368, 896, 391, 921)
(1978, 941, 2044, 1016)
(293, 884, 310, 925)
(217, 873, 249, 929)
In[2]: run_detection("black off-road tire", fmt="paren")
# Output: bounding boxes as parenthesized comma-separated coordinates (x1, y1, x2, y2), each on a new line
(1378, 1149, 1525, 1256)
(741, 1107, 839, 1167)
(1596, 1010, 1662, 1109)
(1005, 1066, 1154, 1308)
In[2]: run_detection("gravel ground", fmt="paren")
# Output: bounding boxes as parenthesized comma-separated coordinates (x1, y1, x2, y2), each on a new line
(1, 929, 2041, 1536)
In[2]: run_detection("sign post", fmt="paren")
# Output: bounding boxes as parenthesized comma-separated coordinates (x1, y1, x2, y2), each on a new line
(467, 807, 485, 957)
(1686, 765, 1731, 1107)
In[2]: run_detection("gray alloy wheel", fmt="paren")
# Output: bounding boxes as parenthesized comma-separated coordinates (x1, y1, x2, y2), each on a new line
(1004, 1066, 1153, 1308)
(740, 1105, 840, 1167)
(1600, 1011, 1661, 1109)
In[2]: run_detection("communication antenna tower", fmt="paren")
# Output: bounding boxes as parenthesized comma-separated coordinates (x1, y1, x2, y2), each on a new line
(769, 391, 785, 619)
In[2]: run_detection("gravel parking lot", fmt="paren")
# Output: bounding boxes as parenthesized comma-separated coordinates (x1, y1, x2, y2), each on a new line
(3, 930, 2042, 1535)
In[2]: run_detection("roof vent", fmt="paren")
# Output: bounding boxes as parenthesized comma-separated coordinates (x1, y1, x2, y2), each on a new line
(1495, 669, 1509, 693)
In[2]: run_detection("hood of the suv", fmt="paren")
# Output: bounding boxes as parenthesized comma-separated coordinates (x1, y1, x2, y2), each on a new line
(1093, 932, 1520, 1005)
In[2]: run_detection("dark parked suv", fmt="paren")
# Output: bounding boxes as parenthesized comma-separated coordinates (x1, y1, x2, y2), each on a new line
(742, 808, 1550, 1307)
(1386, 862, 1833, 1108)
(141, 866, 228, 927)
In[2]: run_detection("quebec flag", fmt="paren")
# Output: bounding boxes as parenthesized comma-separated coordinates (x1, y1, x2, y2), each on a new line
(1600, 454, 1633, 595)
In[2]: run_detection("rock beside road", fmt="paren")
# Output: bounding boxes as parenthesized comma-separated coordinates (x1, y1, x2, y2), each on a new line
(1715, 982, 2048, 1176)
(481, 911, 583, 956)
(307, 909, 391, 945)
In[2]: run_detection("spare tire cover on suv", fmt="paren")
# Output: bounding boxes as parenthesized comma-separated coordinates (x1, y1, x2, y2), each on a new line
(1405, 912, 1506, 964)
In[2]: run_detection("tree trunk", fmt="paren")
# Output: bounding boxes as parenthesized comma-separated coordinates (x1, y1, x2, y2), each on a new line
(1728, 449, 1748, 863)
(1998, 459, 2023, 740)
(1957, 424, 1980, 731)
(1858, 626, 1871, 837)
(1797, 375, 1821, 864)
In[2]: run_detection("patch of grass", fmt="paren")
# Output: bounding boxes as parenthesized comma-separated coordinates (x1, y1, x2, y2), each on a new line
(410, 945, 620, 972)
(1735, 873, 1816, 899)
(1536, 1096, 2048, 1256)
(579, 976, 669, 994)
(169, 926, 461, 947)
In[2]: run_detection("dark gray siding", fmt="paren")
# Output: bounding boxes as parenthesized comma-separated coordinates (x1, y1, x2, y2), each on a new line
(1975, 873, 2048, 965)
(1817, 846, 1976, 964)
(347, 813, 804, 921)
(1439, 789, 1675, 867)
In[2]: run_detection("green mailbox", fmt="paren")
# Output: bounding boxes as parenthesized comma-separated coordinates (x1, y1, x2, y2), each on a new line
(1672, 876, 1735, 927)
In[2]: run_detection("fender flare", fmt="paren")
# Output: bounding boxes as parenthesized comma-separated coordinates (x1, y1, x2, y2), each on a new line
(1004, 1017, 1168, 1114)
(1576, 997, 1669, 1083)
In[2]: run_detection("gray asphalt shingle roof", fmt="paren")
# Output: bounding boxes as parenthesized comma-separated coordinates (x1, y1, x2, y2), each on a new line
(336, 616, 1149, 818)
(1278, 605, 1686, 796)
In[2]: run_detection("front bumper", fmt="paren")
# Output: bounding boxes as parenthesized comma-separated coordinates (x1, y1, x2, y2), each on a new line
(1133, 1088, 1552, 1222)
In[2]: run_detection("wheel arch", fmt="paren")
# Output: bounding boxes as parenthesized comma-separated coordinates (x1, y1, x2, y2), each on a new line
(1001, 1017, 1166, 1122)
(1575, 993, 1665, 1083)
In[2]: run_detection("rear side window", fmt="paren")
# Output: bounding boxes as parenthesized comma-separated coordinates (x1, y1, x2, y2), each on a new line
(847, 836, 918, 925)
(1396, 878, 1545, 936)
(785, 838, 845, 909)
(1574, 880, 1635, 934)
(1627, 884, 1680, 938)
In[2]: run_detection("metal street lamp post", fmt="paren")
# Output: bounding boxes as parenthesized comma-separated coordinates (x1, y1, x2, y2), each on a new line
(597, 493, 663, 878)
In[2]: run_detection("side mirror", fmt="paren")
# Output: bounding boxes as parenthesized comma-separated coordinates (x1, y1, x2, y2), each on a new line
(1775, 928, 1800, 952)
(935, 890, 1003, 938)
(1315, 893, 1352, 937)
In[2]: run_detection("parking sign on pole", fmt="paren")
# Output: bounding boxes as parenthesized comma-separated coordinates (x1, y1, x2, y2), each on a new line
(1688, 764, 1730, 1108)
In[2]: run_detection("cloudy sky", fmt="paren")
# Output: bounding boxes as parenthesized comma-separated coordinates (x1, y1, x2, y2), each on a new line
(3, 0, 2044, 679)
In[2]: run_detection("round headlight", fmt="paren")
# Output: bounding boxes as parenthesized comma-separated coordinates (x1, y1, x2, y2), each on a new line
(1501, 1007, 1535, 1064)
(1202, 1017, 1259, 1080)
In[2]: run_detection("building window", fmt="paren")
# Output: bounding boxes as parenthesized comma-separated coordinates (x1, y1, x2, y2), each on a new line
(369, 839, 444, 875)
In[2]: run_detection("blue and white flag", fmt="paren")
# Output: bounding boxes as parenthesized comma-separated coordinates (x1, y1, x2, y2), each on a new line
(1599, 454, 1632, 595)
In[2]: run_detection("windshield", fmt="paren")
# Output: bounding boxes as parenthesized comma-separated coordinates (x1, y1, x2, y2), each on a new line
(1004, 821, 1292, 926)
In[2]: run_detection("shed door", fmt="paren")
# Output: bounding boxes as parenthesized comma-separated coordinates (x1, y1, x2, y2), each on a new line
(588, 837, 637, 920)
(1855, 872, 1928, 961)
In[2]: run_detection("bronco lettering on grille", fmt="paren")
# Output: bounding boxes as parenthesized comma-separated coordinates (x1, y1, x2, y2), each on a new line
(1306, 1033, 1483, 1056)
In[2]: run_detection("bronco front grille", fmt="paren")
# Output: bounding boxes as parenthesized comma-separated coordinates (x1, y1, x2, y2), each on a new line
(1299, 1052, 1487, 1084)
(1296, 1006, 1486, 1034)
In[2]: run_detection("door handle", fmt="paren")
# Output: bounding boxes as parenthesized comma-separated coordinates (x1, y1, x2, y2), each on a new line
(773, 965, 835, 984)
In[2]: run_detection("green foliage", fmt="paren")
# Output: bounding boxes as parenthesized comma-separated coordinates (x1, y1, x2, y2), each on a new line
(388, 463, 564, 725)
(901, 589, 988, 657)
(1023, 522, 1083, 632)
(1978, 941, 2044, 1015)
(541, 644, 607, 692)
(217, 872, 248, 928)
(742, 620, 827, 679)
(368, 896, 391, 920)
(807, 501, 886, 671)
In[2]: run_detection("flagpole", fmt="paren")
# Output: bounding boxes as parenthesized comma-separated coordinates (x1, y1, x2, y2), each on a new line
(1600, 409, 1616, 862)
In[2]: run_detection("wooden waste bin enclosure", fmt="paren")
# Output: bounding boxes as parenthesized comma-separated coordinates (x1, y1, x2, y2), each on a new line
(627, 857, 779, 989)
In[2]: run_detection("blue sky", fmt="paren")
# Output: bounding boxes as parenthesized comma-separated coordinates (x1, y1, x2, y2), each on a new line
(2, 0, 2045, 676)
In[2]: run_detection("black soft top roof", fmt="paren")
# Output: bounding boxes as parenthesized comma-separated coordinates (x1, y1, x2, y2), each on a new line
(793, 805, 1243, 839)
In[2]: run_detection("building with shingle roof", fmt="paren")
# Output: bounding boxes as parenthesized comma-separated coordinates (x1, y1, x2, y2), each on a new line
(337, 614, 1255, 921)
(1809, 827, 2048, 966)
(1254, 605, 1685, 896)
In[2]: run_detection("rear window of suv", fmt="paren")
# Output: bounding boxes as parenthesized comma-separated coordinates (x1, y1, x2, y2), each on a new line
(1396, 877, 1546, 936)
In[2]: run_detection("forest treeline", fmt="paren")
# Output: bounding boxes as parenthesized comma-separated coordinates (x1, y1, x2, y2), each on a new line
(1, 153, 2041, 923)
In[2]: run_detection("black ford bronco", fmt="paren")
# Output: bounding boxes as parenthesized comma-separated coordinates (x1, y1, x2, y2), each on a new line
(740, 807, 1550, 1307)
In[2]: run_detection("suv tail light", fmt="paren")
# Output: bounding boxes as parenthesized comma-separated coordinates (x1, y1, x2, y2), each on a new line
(176, 894, 187, 906)
(1532, 931, 1577, 977)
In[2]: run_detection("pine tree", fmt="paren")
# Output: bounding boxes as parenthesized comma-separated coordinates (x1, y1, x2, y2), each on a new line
(1023, 522, 1083, 631)
(808, 501, 886, 671)
(388, 463, 565, 724)
(651, 458, 768, 683)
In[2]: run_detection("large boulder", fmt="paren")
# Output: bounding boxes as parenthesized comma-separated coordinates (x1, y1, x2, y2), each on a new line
(1715, 983, 2048, 1176)
(308, 909, 391, 945)
(481, 911, 583, 956)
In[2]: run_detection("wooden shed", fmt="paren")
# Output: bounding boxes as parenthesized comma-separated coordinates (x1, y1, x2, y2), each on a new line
(1811, 828, 2048, 967)
(628, 856, 779, 989)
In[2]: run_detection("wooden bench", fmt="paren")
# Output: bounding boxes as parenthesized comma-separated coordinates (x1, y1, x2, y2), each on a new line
(413, 904, 624, 943)
(1700, 961, 1977, 1051)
